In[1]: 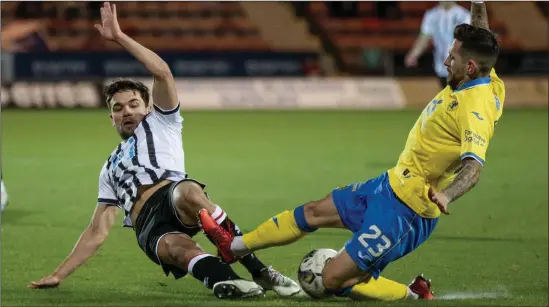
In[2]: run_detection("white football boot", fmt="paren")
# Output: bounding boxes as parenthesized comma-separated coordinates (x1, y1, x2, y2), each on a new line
(253, 266, 302, 297)
(212, 279, 265, 299)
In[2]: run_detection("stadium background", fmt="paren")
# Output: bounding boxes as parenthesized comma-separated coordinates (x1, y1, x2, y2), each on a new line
(1, 2, 547, 306)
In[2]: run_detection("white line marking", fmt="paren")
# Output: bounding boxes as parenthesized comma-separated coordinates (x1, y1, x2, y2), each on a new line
(437, 290, 508, 300)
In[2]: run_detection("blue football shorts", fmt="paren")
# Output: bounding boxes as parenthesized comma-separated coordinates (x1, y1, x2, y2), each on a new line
(331, 172, 438, 279)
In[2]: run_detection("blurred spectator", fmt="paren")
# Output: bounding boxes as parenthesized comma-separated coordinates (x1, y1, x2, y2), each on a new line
(1, 20, 50, 52)
(405, 2, 470, 88)
(2, 2, 50, 52)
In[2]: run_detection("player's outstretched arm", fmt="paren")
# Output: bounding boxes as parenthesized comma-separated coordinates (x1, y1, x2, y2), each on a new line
(429, 158, 482, 214)
(405, 34, 431, 68)
(405, 9, 432, 68)
(442, 158, 482, 202)
(29, 204, 118, 289)
(471, 1, 489, 30)
(94, 2, 178, 111)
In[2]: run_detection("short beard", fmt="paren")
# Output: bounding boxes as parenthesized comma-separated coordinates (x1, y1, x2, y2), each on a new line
(448, 76, 460, 91)
(116, 127, 133, 140)
(449, 70, 481, 90)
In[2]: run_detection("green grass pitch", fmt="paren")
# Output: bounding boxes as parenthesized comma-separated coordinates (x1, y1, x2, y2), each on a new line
(2, 109, 547, 306)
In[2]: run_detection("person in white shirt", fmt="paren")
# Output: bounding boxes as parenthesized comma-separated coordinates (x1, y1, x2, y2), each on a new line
(405, 2, 471, 89)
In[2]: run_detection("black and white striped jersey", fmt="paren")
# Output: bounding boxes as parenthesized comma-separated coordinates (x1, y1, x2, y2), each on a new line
(97, 104, 187, 227)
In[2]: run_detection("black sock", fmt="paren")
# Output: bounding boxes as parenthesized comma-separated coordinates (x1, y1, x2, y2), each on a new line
(239, 253, 268, 278)
(189, 255, 242, 289)
(205, 207, 269, 277)
(218, 215, 268, 277)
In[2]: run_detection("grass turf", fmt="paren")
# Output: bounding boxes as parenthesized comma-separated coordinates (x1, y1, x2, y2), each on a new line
(1, 109, 547, 306)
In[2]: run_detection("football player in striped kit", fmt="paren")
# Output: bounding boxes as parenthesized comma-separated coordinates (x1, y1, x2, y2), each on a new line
(29, 2, 300, 300)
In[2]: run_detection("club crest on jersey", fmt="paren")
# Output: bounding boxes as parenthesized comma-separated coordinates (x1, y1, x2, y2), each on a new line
(494, 95, 501, 111)
(447, 101, 459, 111)
(110, 136, 136, 169)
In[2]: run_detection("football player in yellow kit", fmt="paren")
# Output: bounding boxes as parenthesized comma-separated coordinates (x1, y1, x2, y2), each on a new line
(202, 1, 504, 301)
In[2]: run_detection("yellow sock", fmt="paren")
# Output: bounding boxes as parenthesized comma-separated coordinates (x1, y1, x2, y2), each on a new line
(348, 276, 408, 301)
(242, 210, 307, 252)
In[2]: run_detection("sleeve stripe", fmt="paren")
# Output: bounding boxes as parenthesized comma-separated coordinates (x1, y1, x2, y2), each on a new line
(98, 198, 118, 205)
(153, 103, 180, 115)
(461, 152, 485, 165)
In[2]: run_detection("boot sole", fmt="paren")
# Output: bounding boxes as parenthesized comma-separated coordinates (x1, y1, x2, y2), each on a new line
(213, 283, 264, 299)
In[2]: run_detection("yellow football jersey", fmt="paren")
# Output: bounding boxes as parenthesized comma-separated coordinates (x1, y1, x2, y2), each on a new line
(388, 69, 505, 218)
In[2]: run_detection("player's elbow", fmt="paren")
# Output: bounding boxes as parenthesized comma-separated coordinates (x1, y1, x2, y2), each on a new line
(154, 62, 173, 81)
(88, 225, 110, 244)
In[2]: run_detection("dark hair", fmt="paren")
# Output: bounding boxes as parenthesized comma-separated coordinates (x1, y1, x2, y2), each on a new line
(103, 79, 150, 108)
(453, 24, 500, 75)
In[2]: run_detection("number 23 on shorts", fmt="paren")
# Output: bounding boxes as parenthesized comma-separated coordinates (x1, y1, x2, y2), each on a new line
(357, 225, 392, 260)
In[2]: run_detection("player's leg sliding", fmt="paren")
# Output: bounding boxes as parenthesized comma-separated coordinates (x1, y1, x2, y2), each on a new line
(236, 206, 312, 254)
(318, 247, 434, 301)
(171, 180, 300, 296)
(200, 196, 345, 296)
(154, 231, 264, 299)
(200, 206, 302, 296)
(346, 276, 408, 300)
(186, 254, 264, 299)
(340, 275, 433, 301)
(200, 205, 314, 258)
(202, 193, 343, 260)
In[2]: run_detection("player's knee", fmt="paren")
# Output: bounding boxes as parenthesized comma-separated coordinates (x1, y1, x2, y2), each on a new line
(321, 268, 345, 290)
(173, 181, 209, 211)
(303, 200, 322, 227)
(303, 194, 336, 228)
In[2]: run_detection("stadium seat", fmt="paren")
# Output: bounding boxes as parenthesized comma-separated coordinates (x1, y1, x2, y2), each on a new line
(1, 1, 269, 52)
(304, 0, 525, 72)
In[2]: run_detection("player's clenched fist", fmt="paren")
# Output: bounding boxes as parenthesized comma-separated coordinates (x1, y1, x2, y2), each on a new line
(428, 187, 450, 215)
(28, 275, 62, 289)
(94, 2, 123, 41)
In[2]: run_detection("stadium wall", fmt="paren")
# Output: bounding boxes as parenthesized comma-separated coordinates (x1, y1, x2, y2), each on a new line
(1, 51, 546, 110)
(1, 77, 547, 110)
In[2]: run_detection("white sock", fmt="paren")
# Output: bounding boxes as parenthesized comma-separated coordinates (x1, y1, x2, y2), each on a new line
(212, 205, 249, 256)
(406, 287, 419, 300)
(211, 205, 227, 224)
(212, 205, 244, 235)
(230, 236, 251, 256)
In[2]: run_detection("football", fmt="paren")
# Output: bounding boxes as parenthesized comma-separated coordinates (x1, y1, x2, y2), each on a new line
(297, 248, 338, 298)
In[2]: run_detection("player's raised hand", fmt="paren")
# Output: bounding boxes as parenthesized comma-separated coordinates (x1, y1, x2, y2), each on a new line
(28, 275, 62, 289)
(94, 2, 123, 41)
(404, 53, 418, 68)
(428, 187, 450, 215)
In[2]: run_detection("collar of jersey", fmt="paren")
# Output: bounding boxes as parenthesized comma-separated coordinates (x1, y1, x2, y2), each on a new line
(453, 77, 491, 92)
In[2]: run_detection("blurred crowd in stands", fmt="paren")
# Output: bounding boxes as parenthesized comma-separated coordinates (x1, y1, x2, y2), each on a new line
(2, 2, 547, 76)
